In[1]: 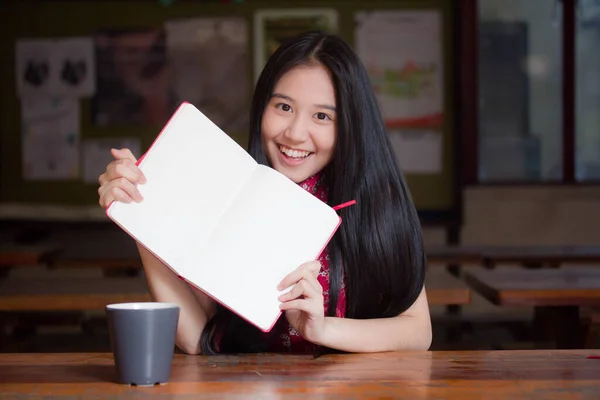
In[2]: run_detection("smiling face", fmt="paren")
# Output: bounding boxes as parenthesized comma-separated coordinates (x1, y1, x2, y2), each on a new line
(261, 64, 337, 183)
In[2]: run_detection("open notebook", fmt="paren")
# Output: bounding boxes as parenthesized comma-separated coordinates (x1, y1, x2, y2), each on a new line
(106, 102, 342, 332)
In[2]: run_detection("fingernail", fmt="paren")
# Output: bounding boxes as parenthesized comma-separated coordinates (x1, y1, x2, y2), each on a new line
(139, 175, 147, 184)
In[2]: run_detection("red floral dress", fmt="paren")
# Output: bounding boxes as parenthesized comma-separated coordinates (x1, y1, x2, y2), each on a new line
(261, 173, 346, 353)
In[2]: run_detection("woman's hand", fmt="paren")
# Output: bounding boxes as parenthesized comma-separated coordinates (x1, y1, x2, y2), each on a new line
(98, 148, 147, 209)
(277, 260, 327, 344)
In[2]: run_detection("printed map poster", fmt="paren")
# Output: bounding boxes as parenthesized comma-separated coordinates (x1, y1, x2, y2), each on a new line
(254, 9, 338, 80)
(355, 10, 443, 128)
(165, 17, 249, 134)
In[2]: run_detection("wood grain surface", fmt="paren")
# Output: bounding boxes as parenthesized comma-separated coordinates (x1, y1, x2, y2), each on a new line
(0, 351, 598, 399)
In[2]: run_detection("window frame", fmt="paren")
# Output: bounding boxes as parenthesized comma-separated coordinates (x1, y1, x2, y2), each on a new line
(460, 0, 598, 185)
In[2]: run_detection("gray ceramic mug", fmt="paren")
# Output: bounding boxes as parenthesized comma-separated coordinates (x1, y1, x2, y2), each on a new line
(106, 302, 180, 386)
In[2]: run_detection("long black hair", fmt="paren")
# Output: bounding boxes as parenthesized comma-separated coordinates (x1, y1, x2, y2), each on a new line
(200, 31, 426, 354)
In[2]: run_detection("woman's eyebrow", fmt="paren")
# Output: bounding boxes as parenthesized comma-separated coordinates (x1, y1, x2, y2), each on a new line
(271, 93, 293, 101)
(271, 93, 336, 112)
(315, 103, 336, 112)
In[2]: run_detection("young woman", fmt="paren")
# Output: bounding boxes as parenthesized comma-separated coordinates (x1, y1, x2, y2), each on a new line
(98, 31, 431, 355)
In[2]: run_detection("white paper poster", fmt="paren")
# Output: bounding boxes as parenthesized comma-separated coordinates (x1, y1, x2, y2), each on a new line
(16, 37, 95, 97)
(355, 11, 443, 128)
(21, 97, 80, 180)
(389, 129, 442, 174)
(15, 39, 54, 97)
(53, 37, 96, 97)
(81, 138, 142, 184)
(165, 17, 249, 133)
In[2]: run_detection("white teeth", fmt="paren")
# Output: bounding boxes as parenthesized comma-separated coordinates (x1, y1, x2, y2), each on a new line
(279, 145, 310, 158)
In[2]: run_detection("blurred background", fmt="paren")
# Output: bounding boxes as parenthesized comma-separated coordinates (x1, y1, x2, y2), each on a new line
(0, 0, 599, 353)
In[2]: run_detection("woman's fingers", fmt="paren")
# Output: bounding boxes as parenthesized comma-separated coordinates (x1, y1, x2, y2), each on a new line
(101, 159, 146, 185)
(277, 261, 322, 292)
(111, 147, 138, 163)
(114, 177, 144, 202)
(99, 185, 134, 207)
(279, 298, 316, 313)
(278, 279, 320, 302)
(97, 147, 147, 209)
(98, 170, 144, 207)
(277, 263, 325, 325)
(99, 147, 145, 183)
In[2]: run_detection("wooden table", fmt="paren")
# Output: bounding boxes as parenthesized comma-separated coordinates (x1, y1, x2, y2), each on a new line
(0, 275, 470, 311)
(0, 351, 598, 398)
(464, 267, 600, 307)
(464, 267, 600, 348)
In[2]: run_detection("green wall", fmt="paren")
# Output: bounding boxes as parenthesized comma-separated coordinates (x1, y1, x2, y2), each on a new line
(0, 0, 456, 215)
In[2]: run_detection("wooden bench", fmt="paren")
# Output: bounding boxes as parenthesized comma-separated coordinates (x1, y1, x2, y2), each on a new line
(426, 244, 600, 269)
(0, 277, 151, 311)
(0, 244, 62, 269)
(0, 274, 469, 349)
(463, 267, 600, 348)
(425, 272, 470, 306)
(481, 245, 600, 269)
(426, 245, 485, 266)
(47, 229, 142, 273)
(51, 251, 143, 272)
(24, 228, 473, 308)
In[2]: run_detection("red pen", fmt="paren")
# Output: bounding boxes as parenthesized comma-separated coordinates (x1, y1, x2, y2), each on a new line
(587, 356, 600, 359)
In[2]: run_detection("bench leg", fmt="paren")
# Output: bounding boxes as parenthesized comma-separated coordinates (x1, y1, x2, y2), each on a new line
(533, 306, 582, 349)
(445, 225, 462, 316)
(585, 308, 600, 349)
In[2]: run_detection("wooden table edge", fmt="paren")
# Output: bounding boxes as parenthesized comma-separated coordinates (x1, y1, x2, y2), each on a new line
(0, 293, 152, 311)
(0, 290, 466, 311)
(49, 259, 143, 269)
(463, 271, 600, 307)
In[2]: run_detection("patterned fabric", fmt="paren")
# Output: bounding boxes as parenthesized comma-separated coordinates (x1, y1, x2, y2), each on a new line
(262, 172, 346, 353)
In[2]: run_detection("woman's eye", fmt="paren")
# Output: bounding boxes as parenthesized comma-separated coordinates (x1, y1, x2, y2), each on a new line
(315, 112, 331, 121)
(277, 103, 292, 112)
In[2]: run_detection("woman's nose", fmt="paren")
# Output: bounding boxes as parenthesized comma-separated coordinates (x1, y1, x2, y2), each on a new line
(284, 116, 309, 142)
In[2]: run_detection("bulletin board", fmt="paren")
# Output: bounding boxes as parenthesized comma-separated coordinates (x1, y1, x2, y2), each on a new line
(0, 0, 459, 226)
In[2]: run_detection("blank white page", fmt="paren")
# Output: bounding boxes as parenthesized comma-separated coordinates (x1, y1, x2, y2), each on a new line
(107, 102, 257, 275)
(180, 165, 341, 332)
